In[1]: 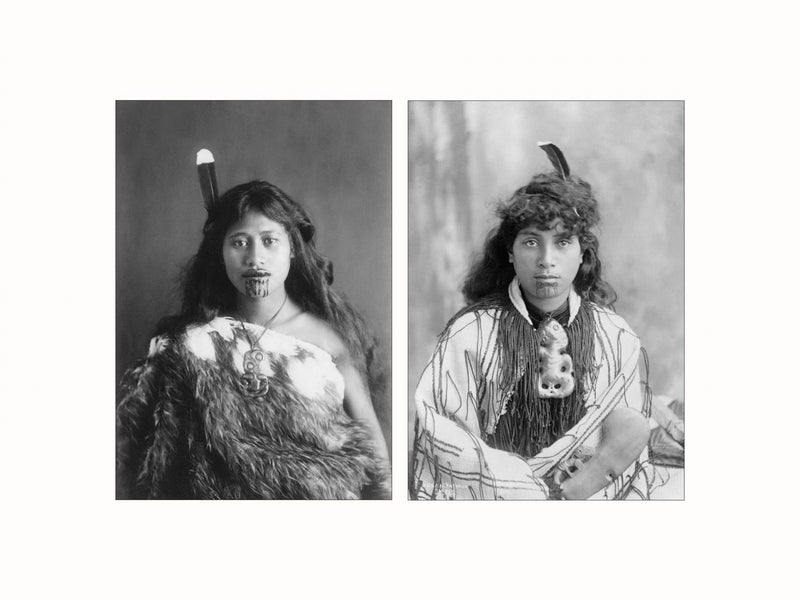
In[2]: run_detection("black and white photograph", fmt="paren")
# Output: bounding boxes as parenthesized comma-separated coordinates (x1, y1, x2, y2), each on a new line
(3, 1, 797, 597)
(409, 101, 684, 500)
(115, 101, 392, 499)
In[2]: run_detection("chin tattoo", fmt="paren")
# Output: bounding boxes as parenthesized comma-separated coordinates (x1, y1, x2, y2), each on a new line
(534, 281, 560, 297)
(245, 276, 270, 298)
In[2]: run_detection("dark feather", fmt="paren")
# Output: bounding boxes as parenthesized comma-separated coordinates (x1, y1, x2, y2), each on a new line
(196, 149, 219, 211)
(538, 142, 570, 180)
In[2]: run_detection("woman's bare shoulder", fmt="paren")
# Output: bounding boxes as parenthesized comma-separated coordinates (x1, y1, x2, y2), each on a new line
(278, 311, 347, 360)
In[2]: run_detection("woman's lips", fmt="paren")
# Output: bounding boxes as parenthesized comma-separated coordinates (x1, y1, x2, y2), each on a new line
(535, 274, 559, 288)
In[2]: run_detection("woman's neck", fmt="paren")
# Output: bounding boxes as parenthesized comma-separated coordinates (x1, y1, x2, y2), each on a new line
(235, 289, 289, 325)
(523, 296, 570, 328)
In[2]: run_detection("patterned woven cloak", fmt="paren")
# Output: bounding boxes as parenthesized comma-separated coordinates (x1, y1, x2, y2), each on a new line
(411, 278, 650, 500)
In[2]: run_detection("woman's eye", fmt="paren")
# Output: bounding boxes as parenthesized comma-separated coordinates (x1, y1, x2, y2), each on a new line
(558, 239, 572, 247)
(524, 239, 538, 247)
(262, 237, 278, 247)
(232, 239, 247, 248)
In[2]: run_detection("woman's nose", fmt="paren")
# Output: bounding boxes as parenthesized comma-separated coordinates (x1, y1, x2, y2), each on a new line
(246, 244, 265, 266)
(538, 244, 555, 267)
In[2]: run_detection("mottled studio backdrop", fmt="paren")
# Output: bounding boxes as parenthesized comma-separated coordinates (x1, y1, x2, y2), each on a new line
(409, 101, 684, 436)
(116, 101, 392, 445)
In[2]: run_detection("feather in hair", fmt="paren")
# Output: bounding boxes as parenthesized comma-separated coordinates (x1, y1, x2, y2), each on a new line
(196, 148, 219, 211)
(537, 141, 570, 181)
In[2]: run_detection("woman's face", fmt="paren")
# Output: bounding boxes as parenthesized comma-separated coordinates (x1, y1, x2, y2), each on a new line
(222, 209, 293, 301)
(509, 219, 583, 312)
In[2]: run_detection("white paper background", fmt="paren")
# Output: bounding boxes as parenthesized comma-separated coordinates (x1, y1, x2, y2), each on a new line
(2, 1, 798, 598)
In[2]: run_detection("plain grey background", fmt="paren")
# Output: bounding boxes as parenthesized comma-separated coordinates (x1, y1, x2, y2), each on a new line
(116, 100, 392, 445)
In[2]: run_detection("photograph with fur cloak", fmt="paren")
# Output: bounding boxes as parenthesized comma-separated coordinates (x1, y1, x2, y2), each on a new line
(117, 152, 390, 500)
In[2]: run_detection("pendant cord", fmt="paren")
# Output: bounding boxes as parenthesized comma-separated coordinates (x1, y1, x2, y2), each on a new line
(238, 293, 289, 349)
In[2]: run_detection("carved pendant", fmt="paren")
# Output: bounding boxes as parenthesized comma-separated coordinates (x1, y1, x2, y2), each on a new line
(241, 348, 269, 397)
(536, 317, 575, 399)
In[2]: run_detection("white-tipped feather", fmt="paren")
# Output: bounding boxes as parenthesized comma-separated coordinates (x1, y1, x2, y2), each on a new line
(196, 148, 215, 165)
(197, 149, 219, 209)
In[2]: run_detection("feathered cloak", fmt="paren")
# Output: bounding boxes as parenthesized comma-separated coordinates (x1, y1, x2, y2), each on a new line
(117, 317, 389, 500)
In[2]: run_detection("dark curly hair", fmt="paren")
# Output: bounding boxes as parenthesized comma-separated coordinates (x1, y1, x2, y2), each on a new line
(158, 181, 384, 383)
(462, 171, 617, 306)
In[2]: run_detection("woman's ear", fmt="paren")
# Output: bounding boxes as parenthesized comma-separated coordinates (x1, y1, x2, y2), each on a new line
(508, 250, 513, 264)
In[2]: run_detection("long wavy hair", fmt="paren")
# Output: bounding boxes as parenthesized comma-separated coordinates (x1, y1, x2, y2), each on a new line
(158, 180, 384, 385)
(462, 172, 617, 307)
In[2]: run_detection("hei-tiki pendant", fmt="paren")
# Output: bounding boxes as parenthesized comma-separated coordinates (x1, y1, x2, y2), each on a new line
(536, 317, 575, 399)
(241, 348, 270, 397)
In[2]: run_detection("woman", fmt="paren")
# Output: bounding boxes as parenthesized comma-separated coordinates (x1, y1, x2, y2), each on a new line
(117, 160, 390, 499)
(411, 143, 651, 500)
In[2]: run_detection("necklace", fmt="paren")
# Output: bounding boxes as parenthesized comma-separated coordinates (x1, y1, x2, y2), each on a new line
(237, 294, 288, 398)
(523, 297, 570, 328)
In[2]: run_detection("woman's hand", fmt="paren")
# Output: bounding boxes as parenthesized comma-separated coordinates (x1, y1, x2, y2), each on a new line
(549, 445, 596, 486)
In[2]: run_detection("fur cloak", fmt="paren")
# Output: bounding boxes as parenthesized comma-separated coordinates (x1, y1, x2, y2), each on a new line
(117, 318, 390, 500)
